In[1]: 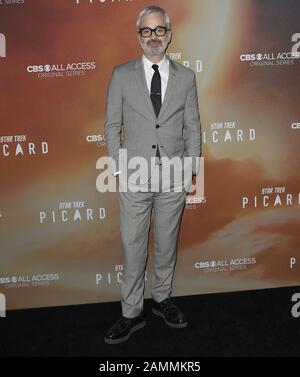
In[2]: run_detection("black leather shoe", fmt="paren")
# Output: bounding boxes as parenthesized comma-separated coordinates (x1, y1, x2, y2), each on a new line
(104, 311, 146, 344)
(152, 298, 188, 328)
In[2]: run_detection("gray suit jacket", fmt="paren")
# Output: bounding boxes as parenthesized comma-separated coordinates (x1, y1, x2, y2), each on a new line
(104, 55, 201, 183)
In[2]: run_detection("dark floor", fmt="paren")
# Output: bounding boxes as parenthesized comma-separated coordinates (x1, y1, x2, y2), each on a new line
(0, 286, 300, 357)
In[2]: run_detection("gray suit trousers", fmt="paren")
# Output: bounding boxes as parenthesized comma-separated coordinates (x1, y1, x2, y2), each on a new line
(119, 170, 187, 318)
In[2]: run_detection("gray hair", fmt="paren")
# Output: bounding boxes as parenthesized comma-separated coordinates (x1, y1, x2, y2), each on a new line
(136, 5, 171, 31)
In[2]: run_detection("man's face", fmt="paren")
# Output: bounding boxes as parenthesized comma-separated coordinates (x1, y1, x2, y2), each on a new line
(137, 12, 172, 58)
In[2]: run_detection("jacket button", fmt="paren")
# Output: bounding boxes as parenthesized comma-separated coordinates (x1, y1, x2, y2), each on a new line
(156, 124, 160, 128)
(152, 145, 156, 149)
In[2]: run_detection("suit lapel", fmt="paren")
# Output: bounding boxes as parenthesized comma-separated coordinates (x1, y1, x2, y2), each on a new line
(158, 56, 177, 121)
(134, 56, 156, 120)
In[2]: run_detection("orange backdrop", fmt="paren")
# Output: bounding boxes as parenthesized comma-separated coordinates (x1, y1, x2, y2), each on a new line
(0, 0, 300, 310)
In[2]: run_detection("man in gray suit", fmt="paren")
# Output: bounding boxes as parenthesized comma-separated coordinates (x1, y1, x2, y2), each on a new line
(104, 5, 201, 344)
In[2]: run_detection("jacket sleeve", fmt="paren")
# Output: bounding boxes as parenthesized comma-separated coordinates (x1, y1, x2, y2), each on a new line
(104, 68, 123, 176)
(183, 72, 202, 175)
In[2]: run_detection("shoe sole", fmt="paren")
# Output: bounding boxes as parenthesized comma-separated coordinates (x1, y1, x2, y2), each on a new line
(104, 320, 146, 345)
(152, 308, 188, 328)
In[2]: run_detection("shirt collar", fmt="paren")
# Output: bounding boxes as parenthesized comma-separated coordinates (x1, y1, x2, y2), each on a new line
(142, 54, 169, 70)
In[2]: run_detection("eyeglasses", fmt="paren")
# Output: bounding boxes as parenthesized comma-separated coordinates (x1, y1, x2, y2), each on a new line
(138, 26, 170, 38)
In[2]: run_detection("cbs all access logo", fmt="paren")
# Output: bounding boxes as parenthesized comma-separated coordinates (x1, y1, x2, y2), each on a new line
(195, 257, 256, 273)
(291, 122, 300, 130)
(86, 134, 106, 148)
(26, 62, 96, 79)
(0, 0, 25, 6)
(240, 33, 300, 67)
(0, 274, 60, 289)
(0, 0, 25, 4)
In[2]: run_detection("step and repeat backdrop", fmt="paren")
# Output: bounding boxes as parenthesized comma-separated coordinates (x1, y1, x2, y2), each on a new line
(0, 0, 300, 310)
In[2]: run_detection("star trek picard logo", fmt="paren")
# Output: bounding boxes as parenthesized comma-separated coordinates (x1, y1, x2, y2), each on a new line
(39, 201, 106, 224)
(203, 122, 256, 144)
(290, 258, 297, 269)
(0, 135, 49, 158)
(168, 52, 203, 73)
(242, 186, 300, 209)
(96, 266, 148, 286)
